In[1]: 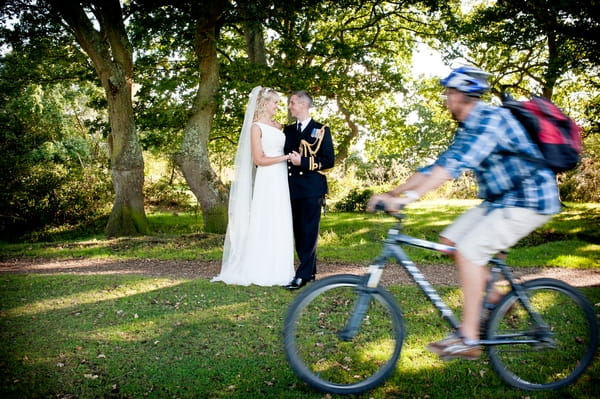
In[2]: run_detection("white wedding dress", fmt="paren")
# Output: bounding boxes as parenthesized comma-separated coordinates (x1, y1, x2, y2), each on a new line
(213, 122, 295, 286)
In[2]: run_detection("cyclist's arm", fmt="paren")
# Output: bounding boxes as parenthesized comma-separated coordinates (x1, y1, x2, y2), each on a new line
(367, 166, 452, 212)
(386, 172, 428, 197)
(386, 167, 452, 198)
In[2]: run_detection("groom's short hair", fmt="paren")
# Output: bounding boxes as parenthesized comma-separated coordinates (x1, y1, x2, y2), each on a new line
(292, 90, 313, 108)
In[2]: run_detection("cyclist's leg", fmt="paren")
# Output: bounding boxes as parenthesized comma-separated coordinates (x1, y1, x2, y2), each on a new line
(427, 250, 488, 360)
(452, 208, 552, 341)
(427, 207, 490, 359)
(442, 233, 504, 307)
(440, 235, 503, 306)
(438, 206, 490, 342)
(456, 251, 488, 342)
(430, 207, 552, 360)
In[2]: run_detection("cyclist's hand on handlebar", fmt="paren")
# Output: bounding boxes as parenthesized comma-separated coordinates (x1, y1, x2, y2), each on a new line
(366, 193, 408, 213)
(366, 193, 387, 212)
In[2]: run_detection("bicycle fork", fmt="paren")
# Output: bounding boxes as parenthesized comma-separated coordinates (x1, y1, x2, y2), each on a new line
(338, 255, 388, 341)
(338, 237, 464, 341)
(338, 285, 376, 341)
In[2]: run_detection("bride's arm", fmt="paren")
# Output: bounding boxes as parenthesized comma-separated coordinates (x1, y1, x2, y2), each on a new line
(251, 124, 289, 166)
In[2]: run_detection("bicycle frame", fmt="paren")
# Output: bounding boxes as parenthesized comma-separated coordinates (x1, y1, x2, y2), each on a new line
(367, 224, 462, 330)
(352, 220, 551, 346)
(286, 210, 597, 393)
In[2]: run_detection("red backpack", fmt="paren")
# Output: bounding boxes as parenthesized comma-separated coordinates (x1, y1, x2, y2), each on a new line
(502, 94, 583, 173)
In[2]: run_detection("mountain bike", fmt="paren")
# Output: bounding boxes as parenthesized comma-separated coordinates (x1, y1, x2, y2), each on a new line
(283, 205, 598, 395)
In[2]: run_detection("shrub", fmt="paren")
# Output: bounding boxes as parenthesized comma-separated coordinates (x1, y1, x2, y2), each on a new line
(334, 187, 374, 212)
(432, 172, 478, 200)
(1, 163, 113, 242)
(144, 177, 194, 209)
(559, 157, 600, 202)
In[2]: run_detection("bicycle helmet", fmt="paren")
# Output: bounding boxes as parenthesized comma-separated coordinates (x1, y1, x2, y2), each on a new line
(440, 66, 491, 97)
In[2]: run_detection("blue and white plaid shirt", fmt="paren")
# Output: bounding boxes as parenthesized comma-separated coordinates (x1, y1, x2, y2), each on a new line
(420, 101, 561, 214)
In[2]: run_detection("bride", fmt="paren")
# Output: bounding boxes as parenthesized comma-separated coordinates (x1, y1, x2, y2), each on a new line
(212, 86, 295, 286)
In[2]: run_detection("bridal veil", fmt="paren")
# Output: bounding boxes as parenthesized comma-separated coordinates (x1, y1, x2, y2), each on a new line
(218, 86, 262, 274)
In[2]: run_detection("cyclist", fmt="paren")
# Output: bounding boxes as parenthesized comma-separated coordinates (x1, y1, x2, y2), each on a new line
(367, 66, 560, 360)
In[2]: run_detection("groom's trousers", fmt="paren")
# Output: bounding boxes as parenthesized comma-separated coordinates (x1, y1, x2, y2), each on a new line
(291, 196, 323, 280)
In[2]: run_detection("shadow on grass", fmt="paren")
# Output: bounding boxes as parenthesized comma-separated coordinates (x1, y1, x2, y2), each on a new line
(1, 275, 598, 399)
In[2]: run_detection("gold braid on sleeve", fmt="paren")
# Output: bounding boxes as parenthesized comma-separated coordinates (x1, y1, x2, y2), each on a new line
(299, 126, 326, 171)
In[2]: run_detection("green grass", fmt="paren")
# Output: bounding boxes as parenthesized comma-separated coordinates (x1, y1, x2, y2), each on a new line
(1, 200, 599, 398)
(1, 275, 598, 398)
(2, 200, 599, 268)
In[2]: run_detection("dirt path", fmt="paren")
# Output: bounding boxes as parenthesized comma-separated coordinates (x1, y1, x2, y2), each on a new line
(1, 258, 599, 287)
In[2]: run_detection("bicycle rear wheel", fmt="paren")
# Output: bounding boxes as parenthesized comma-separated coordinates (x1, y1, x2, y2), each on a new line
(486, 278, 598, 390)
(284, 274, 404, 395)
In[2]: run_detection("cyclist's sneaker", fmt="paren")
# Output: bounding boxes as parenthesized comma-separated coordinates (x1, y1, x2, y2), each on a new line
(426, 332, 462, 353)
(427, 336, 482, 361)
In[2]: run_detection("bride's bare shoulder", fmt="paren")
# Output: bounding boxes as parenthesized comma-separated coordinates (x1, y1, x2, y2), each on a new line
(256, 119, 282, 130)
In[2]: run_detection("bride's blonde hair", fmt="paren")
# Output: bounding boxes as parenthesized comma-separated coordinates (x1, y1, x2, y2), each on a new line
(253, 87, 279, 121)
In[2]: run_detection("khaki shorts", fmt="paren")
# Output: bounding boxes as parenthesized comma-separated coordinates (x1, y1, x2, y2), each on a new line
(440, 206, 553, 266)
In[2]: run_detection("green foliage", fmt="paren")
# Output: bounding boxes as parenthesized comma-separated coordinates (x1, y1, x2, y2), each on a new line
(144, 178, 194, 209)
(333, 187, 374, 212)
(0, 99, 112, 240)
(13, 164, 113, 241)
(328, 152, 478, 209)
(328, 155, 413, 206)
(0, 59, 112, 241)
(2, 0, 599, 242)
(432, 171, 479, 200)
(0, 5, 115, 240)
(558, 158, 600, 203)
(364, 77, 456, 166)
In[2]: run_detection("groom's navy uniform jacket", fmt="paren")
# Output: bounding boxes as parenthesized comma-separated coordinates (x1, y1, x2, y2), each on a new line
(284, 119, 335, 280)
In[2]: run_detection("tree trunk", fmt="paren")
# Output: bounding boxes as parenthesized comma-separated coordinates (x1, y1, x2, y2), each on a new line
(241, 5, 267, 64)
(49, 0, 148, 237)
(335, 98, 360, 165)
(105, 82, 148, 237)
(542, 30, 559, 100)
(175, 0, 228, 234)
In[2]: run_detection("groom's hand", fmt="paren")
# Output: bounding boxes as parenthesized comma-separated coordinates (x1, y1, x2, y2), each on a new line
(290, 151, 301, 166)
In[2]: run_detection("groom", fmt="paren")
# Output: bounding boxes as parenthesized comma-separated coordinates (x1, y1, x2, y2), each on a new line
(284, 90, 335, 290)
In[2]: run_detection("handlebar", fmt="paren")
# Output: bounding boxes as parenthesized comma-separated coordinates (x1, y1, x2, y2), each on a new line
(374, 201, 405, 221)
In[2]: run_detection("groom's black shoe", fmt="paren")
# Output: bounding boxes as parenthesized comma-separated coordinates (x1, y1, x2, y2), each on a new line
(285, 277, 309, 290)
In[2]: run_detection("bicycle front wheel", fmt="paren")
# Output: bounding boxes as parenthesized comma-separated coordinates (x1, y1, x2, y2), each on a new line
(284, 274, 404, 395)
(487, 278, 598, 391)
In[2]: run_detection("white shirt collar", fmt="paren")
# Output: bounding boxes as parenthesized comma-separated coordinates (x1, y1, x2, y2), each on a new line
(297, 117, 312, 129)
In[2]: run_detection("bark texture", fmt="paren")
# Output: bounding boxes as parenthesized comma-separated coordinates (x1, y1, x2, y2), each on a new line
(174, 0, 229, 234)
(49, 0, 148, 237)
